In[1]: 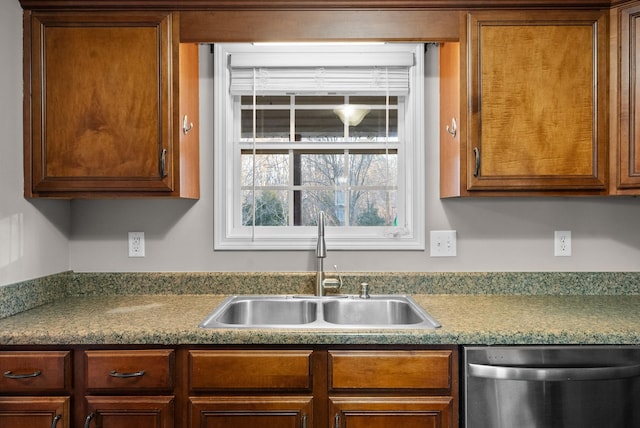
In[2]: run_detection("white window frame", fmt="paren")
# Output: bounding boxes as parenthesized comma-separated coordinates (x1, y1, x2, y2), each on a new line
(213, 43, 425, 250)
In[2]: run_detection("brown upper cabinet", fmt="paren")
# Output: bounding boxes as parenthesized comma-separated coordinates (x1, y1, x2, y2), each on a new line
(24, 11, 199, 198)
(19, 1, 638, 199)
(441, 10, 609, 197)
(614, 1, 640, 194)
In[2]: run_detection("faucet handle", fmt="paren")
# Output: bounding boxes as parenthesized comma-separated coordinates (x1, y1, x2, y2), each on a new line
(322, 265, 344, 290)
(333, 265, 343, 290)
(359, 282, 370, 299)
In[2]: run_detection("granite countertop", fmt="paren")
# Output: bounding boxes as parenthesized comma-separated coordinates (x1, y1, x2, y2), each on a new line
(1, 293, 640, 346)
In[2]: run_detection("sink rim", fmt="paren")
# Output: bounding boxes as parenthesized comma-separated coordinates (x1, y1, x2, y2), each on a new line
(199, 294, 441, 329)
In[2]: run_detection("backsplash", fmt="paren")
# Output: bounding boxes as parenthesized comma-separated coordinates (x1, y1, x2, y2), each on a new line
(2, 270, 640, 320)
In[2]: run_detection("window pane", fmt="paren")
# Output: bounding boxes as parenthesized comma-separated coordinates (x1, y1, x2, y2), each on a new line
(350, 190, 397, 226)
(241, 152, 289, 187)
(350, 109, 398, 140)
(296, 109, 343, 140)
(242, 190, 289, 226)
(241, 109, 290, 141)
(299, 153, 345, 186)
(298, 190, 342, 226)
(349, 151, 397, 187)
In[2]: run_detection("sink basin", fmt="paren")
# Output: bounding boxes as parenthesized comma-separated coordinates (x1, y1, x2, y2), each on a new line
(214, 298, 317, 325)
(199, 295, 440, 329)
(323, 299, 425, 325)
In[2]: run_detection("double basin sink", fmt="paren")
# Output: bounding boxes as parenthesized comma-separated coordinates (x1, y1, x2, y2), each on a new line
(199, 295, 441, 329)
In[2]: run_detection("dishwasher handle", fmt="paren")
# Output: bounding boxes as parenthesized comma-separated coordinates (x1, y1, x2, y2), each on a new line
(468, 362, 640, 382)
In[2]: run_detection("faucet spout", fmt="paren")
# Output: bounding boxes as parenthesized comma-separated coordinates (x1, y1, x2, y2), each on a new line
(315, 212, 343, 296)
(316, 211, 326, 258)
(316, 212, 326, 296)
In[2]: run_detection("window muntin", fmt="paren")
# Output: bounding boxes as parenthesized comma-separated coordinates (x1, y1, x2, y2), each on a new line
(214, 43, 425, 250)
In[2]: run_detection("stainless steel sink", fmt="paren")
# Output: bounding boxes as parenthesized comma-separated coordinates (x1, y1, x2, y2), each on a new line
(322, 298, 426, 325)
(213, 298, 317, 325)
(199, 295, 440, 329)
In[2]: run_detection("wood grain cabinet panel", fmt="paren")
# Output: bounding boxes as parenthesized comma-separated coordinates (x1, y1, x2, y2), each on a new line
(189, 396, 313, 428)
(0, 350, 71, 393)
(0, 351, 71, 428)
(25, 11, 199, 198)
(189, 350, 313, 392)
(0, 397, 70, 428)
(330, 396, 453, 428)
(82, 350, 175, 428)
(328, 349, 457, 428)
(84, 396, 174, 428)
(85, 349, 174, 391)
(442, 10, 608, 196)
(617, 2, 640, 192)
(329, 350, 451, 391)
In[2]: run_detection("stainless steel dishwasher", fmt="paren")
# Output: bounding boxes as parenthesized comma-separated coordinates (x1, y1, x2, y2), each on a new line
(463, 346, 640, 428)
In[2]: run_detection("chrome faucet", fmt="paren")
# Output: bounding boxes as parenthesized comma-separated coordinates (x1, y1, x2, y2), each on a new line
(315, 211, 342, 296)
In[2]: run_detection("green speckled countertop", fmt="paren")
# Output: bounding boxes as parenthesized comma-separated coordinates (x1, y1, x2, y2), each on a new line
(1, 293, 639, 345)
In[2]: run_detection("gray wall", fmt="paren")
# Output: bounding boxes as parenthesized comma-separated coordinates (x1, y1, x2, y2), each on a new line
(1, 0, 639, 286)
(68, 45, 640, 274)
(0, 0, 70, 287)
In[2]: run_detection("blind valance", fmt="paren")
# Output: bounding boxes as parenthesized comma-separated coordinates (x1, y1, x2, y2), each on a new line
(228, 50, 414, 96)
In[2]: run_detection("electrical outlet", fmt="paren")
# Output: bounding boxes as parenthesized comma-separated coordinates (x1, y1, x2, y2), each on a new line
(430, 230, 457, 257)
(554, 230, 571, 257)
(128, 232, 145, 257)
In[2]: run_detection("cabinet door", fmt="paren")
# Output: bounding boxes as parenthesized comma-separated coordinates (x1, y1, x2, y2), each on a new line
(189, 396, 312, 428)
(27, 11, 174, 195)
(618, 3, 640, 191)
(330, 397, 453, 428)
(465, 10, 608, 194)
(84, 396, 174, 428)
(0, 396, 70, 428)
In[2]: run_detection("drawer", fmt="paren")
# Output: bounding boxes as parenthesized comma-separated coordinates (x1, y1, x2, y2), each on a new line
(85, 349, 174, 391)
(0, 350, 71, 392)
(189, 350, 313, 392)
(329, 350, 451, 391)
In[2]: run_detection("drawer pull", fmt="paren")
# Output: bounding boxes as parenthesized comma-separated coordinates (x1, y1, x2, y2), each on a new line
(3, 370, 42, 379)
(83, 412, 94, 428)
(160, 149, 167, 178)
(51, 414, 62, 428)
(109, 369, 145, 378)
(473, 147, 480, 177)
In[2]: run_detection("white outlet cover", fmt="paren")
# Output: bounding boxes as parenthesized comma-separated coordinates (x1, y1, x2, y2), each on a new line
(554, 230, 571, 257)
(430, 230, 457, 257)
(128, 231, 145, 257)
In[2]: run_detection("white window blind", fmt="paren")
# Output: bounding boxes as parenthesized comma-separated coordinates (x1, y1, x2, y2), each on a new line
(214, 43, 426, 250)
(228, 50, 414, 95)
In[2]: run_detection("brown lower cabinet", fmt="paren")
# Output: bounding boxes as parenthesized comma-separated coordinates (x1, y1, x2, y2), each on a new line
(0, 350, 71, 427)
(0, 345, 458, 428)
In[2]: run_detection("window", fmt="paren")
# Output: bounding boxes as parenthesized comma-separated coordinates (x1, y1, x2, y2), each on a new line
(214, 43, 425, 250)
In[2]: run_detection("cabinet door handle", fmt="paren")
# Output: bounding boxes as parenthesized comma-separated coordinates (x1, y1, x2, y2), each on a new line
(3, 370, 42, 379)
(446, 117, 457, 137)
(51, 414, 62, 428)
(301, 414, 307, 428)
(334, 413, 340, 428)
(473, 147, 480, 177)
(109, 369, 145, 378)
(160, 149, 167, 178)
(83, 413, 95, 428)
(183, 114, 194, 134)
